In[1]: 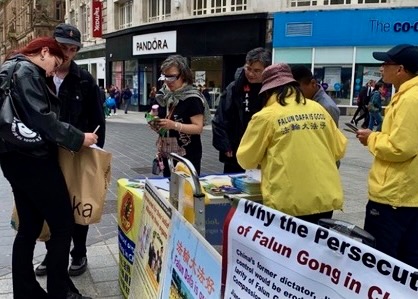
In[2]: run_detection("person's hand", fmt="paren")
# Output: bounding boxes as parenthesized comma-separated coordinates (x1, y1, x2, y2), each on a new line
(83, 133, 98, 147)
(157, 119, 175, 130)
(356, 129, 372, 146)
(225, 150, 233, 158)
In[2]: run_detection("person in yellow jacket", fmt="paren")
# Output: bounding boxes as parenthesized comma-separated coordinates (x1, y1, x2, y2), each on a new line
(356, 44, 418, 269)
(236, 63, 347, 224)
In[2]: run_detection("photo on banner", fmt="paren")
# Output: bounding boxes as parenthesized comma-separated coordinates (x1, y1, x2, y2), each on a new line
(223, 198, 418, 299)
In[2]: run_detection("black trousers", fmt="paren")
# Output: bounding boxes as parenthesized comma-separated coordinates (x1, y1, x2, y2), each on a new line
(364, 201, 418, 268)
(1, 151, 74, 299)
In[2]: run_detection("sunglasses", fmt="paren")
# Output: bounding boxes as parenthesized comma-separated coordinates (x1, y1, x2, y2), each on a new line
(159, 73, 180, 82)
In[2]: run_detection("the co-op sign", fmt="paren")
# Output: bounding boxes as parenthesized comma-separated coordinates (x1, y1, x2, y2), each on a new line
(393, 21, 418, 32)
(273, 8, 418, 47)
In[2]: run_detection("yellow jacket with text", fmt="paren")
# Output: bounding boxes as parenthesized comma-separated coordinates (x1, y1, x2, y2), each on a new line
(367, 76, 418, 207)
(237, 93, 347, 216)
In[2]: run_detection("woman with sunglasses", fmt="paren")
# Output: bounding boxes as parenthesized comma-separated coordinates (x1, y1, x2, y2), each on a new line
(0, 37, 95, 299)
(152, 55, 211, 177)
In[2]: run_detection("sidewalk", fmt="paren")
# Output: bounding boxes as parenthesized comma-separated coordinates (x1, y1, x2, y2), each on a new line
(0, 112, 372, 298)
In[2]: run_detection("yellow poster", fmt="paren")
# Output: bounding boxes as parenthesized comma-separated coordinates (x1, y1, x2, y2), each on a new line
(117, 179, 146, 298)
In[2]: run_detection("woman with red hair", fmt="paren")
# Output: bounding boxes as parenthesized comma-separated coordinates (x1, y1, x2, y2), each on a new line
(0, 37, 95, 298)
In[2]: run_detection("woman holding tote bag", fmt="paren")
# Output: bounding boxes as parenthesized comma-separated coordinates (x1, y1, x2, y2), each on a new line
(0, 38, 96, 299)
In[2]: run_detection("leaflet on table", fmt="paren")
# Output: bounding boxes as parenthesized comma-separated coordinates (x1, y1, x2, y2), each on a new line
(128, 180, 172, 299)
(223, 198, 418, 299)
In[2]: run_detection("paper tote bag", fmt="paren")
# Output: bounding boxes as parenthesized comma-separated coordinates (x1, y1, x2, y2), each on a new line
(11, 205, 51, 242)
(58, 146, 112, 225)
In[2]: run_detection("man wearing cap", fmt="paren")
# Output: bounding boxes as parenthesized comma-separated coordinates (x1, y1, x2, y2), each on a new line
(356, 44, 418, 268)
(35, 24, 106, 283)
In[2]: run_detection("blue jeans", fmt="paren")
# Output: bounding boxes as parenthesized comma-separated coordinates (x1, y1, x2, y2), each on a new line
(368, 111, 382, 131)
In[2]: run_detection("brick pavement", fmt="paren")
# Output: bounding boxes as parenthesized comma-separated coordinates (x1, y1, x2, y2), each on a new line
(0, 111, 372, 298)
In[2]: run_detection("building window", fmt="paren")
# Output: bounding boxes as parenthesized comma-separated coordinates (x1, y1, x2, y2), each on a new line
(323, 0, 351, 4)
(230, 0, 247, 11)
(192, 0, 247, 15)
(55, 0, 65, 20)
(148, 0, 171, 22)
(116, 1, 133, 29)
(289, 0, 317, 7)
(69, 9, 76, 26)
(80, 4, 88, 41)
(358, 0, 387, 3)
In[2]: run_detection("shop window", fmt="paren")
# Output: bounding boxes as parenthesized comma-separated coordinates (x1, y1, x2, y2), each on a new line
(148, 0, 171, 22)
(191, 56, 223, 108)
(116, 1, 133, 29)
(353, 64, 392, 106)
(312, 65, 352, 106)
(112, 61, 123, 92)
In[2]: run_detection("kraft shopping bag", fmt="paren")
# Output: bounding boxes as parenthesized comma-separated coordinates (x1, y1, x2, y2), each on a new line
(58, 145, 112, 225)
(11, 205, 50, 242)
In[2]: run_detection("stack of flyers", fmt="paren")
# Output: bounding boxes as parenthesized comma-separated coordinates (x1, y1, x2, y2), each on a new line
(230, 174, 261, 195)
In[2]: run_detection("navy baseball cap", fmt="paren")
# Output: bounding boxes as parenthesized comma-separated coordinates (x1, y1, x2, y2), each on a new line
(54, 23, 82, 48)
(373, 44, 418, 74)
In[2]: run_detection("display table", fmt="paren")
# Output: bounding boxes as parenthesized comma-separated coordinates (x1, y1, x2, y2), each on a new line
(117, 175, 261, 298)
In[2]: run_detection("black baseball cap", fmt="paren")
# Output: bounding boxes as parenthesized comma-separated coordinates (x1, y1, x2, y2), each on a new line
(373, 44, 418, 74)
(54, 23, 82, 48)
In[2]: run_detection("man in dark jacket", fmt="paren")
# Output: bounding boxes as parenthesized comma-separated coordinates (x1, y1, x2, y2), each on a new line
(35, 24, 105, 282)
(212, 47, 271, 173)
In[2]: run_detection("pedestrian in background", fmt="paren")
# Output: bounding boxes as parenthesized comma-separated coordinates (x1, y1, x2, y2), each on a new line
(356, 44, 418, 269)
(123, 85, 133, 114)
(0, 37, 96, 299)
(212, 47, 271, 174)
(35, 24, 106, 287)
(367, 81, 384, 131)
(237, 63, 347, 224)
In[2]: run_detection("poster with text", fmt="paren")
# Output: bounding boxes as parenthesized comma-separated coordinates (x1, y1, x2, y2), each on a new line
(160, 210, 222, 299)
(128, 180, 172, 299)
(224, 199, 418, 299)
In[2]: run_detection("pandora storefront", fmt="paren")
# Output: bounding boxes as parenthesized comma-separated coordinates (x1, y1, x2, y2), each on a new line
(104, 13, 269, 111)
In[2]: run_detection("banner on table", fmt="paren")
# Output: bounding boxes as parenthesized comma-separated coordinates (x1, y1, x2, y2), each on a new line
(159, 211, 222, 299)
(128, 180, 173, 299)
(223, 199, 418, 299)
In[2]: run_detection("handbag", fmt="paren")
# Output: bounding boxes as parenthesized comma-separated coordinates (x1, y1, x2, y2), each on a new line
(155, 105, 186, 158)
(152, 154, 164, 175)
(0, 63, 44, 149)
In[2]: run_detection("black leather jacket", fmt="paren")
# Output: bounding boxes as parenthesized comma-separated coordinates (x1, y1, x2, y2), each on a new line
(0, 55, 84, 157)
